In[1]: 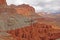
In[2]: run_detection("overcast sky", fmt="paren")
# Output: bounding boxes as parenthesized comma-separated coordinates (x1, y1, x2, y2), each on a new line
(6, 0, 60, 13)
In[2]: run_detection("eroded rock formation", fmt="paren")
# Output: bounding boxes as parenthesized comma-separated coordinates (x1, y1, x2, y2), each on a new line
(0, 0, 60, 40)
(7, 22, 60, 40)
(15, 4, 35, 16)
(0, 0, 7, 5)
(0, 32, 16, 40)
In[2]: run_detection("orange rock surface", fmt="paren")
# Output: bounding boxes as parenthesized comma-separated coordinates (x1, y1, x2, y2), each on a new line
(0, 0, 60, 40)
(7, 22, 60, 40)
(15, 4, 35, 16)
(0, 0, 7, 5)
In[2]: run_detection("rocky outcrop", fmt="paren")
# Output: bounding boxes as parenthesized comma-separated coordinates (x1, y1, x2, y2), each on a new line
(7, 22, 60, 40)
(0, 6, 35, 31)
(15, 4, 35, 16)
(0, 0, 60, 40)
(0, 32, 16, 40)
(0, 0, 7, 5)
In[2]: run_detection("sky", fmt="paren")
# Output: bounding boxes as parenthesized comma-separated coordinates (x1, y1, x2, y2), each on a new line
(6, 0, 60, 13)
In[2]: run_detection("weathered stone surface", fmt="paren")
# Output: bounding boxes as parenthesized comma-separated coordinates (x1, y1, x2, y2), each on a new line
(0, 6, 36, 31)
(0, 0, 60, 40)
(7, 22, 60, 40)
(15, 4, 35, 16)
(0, 32, 16, 40)
(0, 0, 7, 5)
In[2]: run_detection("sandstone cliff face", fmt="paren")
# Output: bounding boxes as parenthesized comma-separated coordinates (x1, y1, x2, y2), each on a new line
(0, 32, 16, 40)
(0, 0, 60, 40)
(0, 5, 36, 31)
(0, 7, 18, 31)
(15, 4, 35, 16)
(0, 0, 7, 5)
(7, 22, 60, 40)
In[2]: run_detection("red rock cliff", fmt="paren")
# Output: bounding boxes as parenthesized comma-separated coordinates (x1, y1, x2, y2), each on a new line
(0, 0, 7, 5)
(15, 4, 35, 16)
(7, 22, 60, 40)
